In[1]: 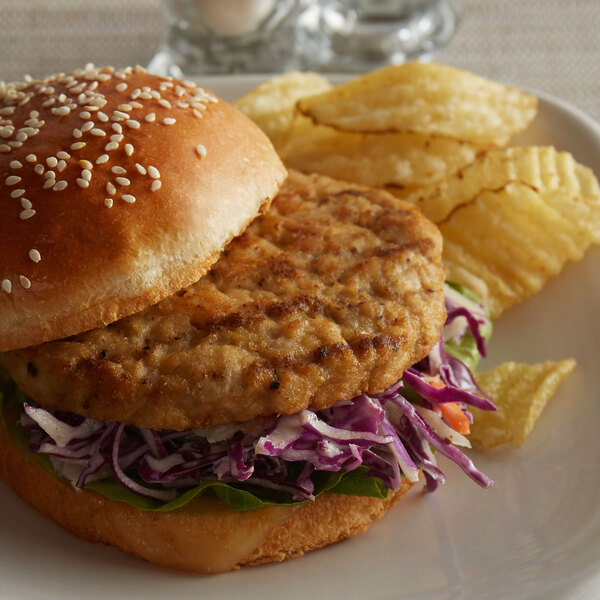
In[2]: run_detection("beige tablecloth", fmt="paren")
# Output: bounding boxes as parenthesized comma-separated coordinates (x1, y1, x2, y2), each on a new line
(1, 0, 599, 121)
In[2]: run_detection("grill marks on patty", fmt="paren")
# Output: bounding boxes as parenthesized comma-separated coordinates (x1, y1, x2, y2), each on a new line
(0, 171, 445, 430)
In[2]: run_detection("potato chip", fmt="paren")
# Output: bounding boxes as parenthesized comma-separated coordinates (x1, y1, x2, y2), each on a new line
(280, 116, 479, 192)
(469, 359, 576, 448)
(297, 62, 537, 145)
(233, 72, 332, 150)
(403, 147, 600, 317)
(405, 146, 599, 223)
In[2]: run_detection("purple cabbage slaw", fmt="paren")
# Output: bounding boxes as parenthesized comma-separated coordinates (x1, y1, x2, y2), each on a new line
(19, 287, 495, 504)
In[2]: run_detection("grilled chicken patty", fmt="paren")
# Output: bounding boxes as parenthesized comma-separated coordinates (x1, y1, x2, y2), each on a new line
(1, 171, 445, 430)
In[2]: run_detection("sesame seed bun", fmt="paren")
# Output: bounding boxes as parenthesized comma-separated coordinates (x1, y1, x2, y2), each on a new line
(0, 414, 414, 573)
(0, 65, 286, 352)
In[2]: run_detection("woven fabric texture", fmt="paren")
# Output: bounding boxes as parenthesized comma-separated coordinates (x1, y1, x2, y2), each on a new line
(0, 0, 598, 120)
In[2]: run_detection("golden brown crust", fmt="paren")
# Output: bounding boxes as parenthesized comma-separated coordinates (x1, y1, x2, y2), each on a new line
(0, 66, 286, 351)
(0, 414, 413, 573)
(1, 171, 445, 429)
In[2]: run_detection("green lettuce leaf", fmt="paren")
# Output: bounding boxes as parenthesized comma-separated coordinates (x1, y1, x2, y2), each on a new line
(444, 281, 493, 372)
(0, 377, 390, 512)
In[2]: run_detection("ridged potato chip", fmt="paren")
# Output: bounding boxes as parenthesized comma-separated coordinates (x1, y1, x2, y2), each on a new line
(406, 147, 600, 317)
(470, 359, 576, 448)
(280, 116, 480, 193)
(406, 146, 598, 223)
(233, 71, 332, 150)
(297, 63, 537, 145)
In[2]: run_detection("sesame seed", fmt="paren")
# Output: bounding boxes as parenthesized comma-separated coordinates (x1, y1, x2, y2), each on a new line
(158, 99, 171, 109)
(46, 156, 58, 167)
(87, 97, 107, 107)
(111, 166, 126, 174)
(56, 151, 70, 159)
(116, 177, 130, 186)
(10, 160, 22, 169)
(151, 180, 162, 192)
(52, 106, 71, 116)
(104, 141, 119, 151)
(5, 175, 21, 185)
(76, 178, 89, 188)
(57, 160, 67, 172)
(115, 83, 127, 92)
(130, 89, 141, 99)
(53, 180, 68, 191)
(118, 104, 133, 112)
(43, 179, 55, 189)
(42, 98, 55, 107)
(19, 209, 36, 220)
(8, 141, 23, 148)
(79, 111, 92, 119)
(0, 144, 11, 153)
(90, 128, 105, 137)
(81, 121, 94, 132)
(124, 143, 134, 156)
(21, 198, 32, 209)
(10, 188, 25, 198)
(97, 111, 109, 122)
(126, 119, 140, 129)
(0, 107, 15, 115)
(163, 117, 176, 126)
(111, 122, 123, 133)
(73, 128, 83, 138)
(111, 112, 127, 121)
(104, 198, 114, 207)
(16, 132, 28, 142)
(144, 112, 156, 123)
(1, 279, 11, 293)
(106, 182, 116, 195)
(147, 165, 160, 179)
(121, 194, 136, 203)
(20, 127, 39, 137)
(109, 134, 123, 143)
(19, 276, 31, 289)
(81, 169, 92, 181)
(34, 164, 45, 175)
(135, 163, 146, 175)
(195, 144, 207, 158)
(130, 101, 143, 109)
(96, 154, 109, 164)
(71, 141, 86, 150)
(79, 159, 93, 170)
(29, 249, 41, 263)
(139, 92, 152, 100)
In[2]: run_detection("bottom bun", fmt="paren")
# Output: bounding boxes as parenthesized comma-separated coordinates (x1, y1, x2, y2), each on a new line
(0, 418, 414, 573)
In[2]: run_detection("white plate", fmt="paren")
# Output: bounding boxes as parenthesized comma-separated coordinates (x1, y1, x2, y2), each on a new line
(1, 76, 600, 600)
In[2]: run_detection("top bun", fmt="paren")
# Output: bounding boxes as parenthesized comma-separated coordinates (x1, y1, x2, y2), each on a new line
(0, 65, 286, 352)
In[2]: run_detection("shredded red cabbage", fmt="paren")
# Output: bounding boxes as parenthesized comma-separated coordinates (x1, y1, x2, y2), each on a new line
(18, 287, 495, 503)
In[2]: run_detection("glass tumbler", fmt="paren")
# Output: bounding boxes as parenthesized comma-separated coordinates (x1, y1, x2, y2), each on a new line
(313, 0, 459, 72)
(149, 0, 312, 76)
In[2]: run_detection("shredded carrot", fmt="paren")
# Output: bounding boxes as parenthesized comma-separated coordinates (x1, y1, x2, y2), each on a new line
(425, 376, 445, 389)
(439, 402, 470, 435)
